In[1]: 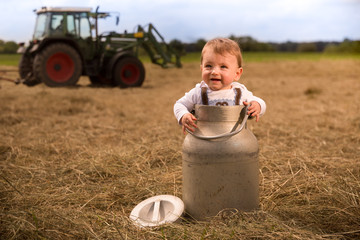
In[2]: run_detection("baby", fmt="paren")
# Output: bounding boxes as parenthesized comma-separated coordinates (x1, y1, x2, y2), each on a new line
(174, 38, 266, 134)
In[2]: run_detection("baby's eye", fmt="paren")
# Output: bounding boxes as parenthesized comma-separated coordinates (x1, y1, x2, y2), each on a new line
(205, 64, 212, 69)
(221, 65, 228, 69)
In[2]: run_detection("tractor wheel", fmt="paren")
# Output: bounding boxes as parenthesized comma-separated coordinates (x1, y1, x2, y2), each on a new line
(18, 54, 39, 86)
(19, 54, 32, 79)
(33, 43, 82, 87)
(113, 56, 145, 88)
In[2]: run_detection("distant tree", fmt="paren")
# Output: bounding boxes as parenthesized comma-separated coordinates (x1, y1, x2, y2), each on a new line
(3, 41, 18, 54)
(183, 43, 197, 53)
(340, 39, 360, 53)
(231, 36, 274, 52)
(169, 39, 185, 56)
(255, 42, 275, 52)
(323, 44, 339, 53)
(324, 39, 360, 53)
(314, 41, 336, 52)
(274, 41, 298, 52)
(236, 36, 257, 51)
(228, 34, 236, 41)
(195, 39, 207, 51)
(296, 42, 317, 52)
(351, 40, 360, 53)
(0, 39, 4, 53)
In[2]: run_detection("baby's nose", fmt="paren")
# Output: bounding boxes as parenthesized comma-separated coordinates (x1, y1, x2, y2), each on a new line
(211, 67, 219, 74)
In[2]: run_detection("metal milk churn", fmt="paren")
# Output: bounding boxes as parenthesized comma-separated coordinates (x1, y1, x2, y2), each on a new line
(182, 104, 259, 220)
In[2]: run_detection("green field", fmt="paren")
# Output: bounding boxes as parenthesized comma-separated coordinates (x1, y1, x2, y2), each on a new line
(2, 52, 359, 67)
(0, 54, 21, 66)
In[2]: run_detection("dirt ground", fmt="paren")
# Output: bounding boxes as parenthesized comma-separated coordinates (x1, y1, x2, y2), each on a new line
(0, 58, 360, 239)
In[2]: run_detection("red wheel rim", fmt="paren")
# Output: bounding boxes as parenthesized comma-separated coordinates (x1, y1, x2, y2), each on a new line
(120, 63, 140, 85)
(46, 52, 75, 83)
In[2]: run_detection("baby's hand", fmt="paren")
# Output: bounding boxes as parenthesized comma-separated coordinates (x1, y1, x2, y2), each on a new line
(243, 101, 261, 122)
(181, 113, 197, 134)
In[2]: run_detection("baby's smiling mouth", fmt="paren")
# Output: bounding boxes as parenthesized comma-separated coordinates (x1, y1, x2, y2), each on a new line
(211, 78, 221, 81)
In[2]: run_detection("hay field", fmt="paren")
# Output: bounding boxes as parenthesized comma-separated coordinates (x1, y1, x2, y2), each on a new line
(0, 57, 360, 239)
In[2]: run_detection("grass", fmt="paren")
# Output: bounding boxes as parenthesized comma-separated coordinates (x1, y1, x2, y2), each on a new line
(2, 52, 359, 68)
(0, 54, 21, 66)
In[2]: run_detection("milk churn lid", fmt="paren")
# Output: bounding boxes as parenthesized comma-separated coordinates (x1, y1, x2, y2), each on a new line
(129, 195, 184, 227)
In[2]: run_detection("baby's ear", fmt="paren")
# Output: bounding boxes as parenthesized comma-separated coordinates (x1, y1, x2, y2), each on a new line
(235, 67, 243, 80)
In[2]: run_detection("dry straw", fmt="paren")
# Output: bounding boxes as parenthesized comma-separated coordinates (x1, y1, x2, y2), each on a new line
(1, 59, 360, 239)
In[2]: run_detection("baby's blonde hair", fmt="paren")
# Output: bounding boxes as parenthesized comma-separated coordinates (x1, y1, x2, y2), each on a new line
(201, 38, 243, 67)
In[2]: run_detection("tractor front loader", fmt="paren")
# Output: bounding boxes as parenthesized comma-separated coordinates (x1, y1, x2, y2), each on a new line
(15, 6, 181, 88)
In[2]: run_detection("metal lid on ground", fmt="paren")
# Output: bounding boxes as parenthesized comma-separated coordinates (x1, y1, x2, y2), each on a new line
(129, 195, 184, 227)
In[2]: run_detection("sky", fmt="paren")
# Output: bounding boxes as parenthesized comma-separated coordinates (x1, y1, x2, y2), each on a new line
(1, 0, 359, 44)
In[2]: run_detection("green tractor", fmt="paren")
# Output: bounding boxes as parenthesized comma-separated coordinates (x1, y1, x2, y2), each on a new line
(17, 6, 182, 87)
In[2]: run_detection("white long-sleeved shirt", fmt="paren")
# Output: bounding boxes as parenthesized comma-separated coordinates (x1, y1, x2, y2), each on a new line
(173, 81, 266, 123)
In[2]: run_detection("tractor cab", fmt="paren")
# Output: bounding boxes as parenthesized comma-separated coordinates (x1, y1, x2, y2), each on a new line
(32, 7, 96, 62)
(33, 7, 93, 40)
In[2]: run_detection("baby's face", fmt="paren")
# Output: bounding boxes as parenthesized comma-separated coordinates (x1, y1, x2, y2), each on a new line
(201, 48, 242, 91)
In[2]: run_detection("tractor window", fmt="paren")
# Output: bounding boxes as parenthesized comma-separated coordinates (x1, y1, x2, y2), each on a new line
(67, 15, 76, 35)
(79, 13, 91, 39)
(71, 13, 91, 39)
(51, 14, 64, 32)
(33, 13, 47, 39)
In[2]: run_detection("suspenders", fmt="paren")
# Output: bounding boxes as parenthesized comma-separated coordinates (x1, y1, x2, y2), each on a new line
(234, 88, 241, 105)
(201, 87, 242, 105)
(201, 87, 209, 105)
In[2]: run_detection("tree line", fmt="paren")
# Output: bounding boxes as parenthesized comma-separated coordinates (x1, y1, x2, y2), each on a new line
(0, 40, 18, 54)
(0, 37, 359, 54)
(169, 37, 360, 55)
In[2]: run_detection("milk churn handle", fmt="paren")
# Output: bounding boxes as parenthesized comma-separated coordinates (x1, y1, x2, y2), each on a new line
(186, 105, 249, 140)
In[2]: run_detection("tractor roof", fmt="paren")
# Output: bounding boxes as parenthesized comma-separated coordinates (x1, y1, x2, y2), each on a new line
(36, 7, 92, 14)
